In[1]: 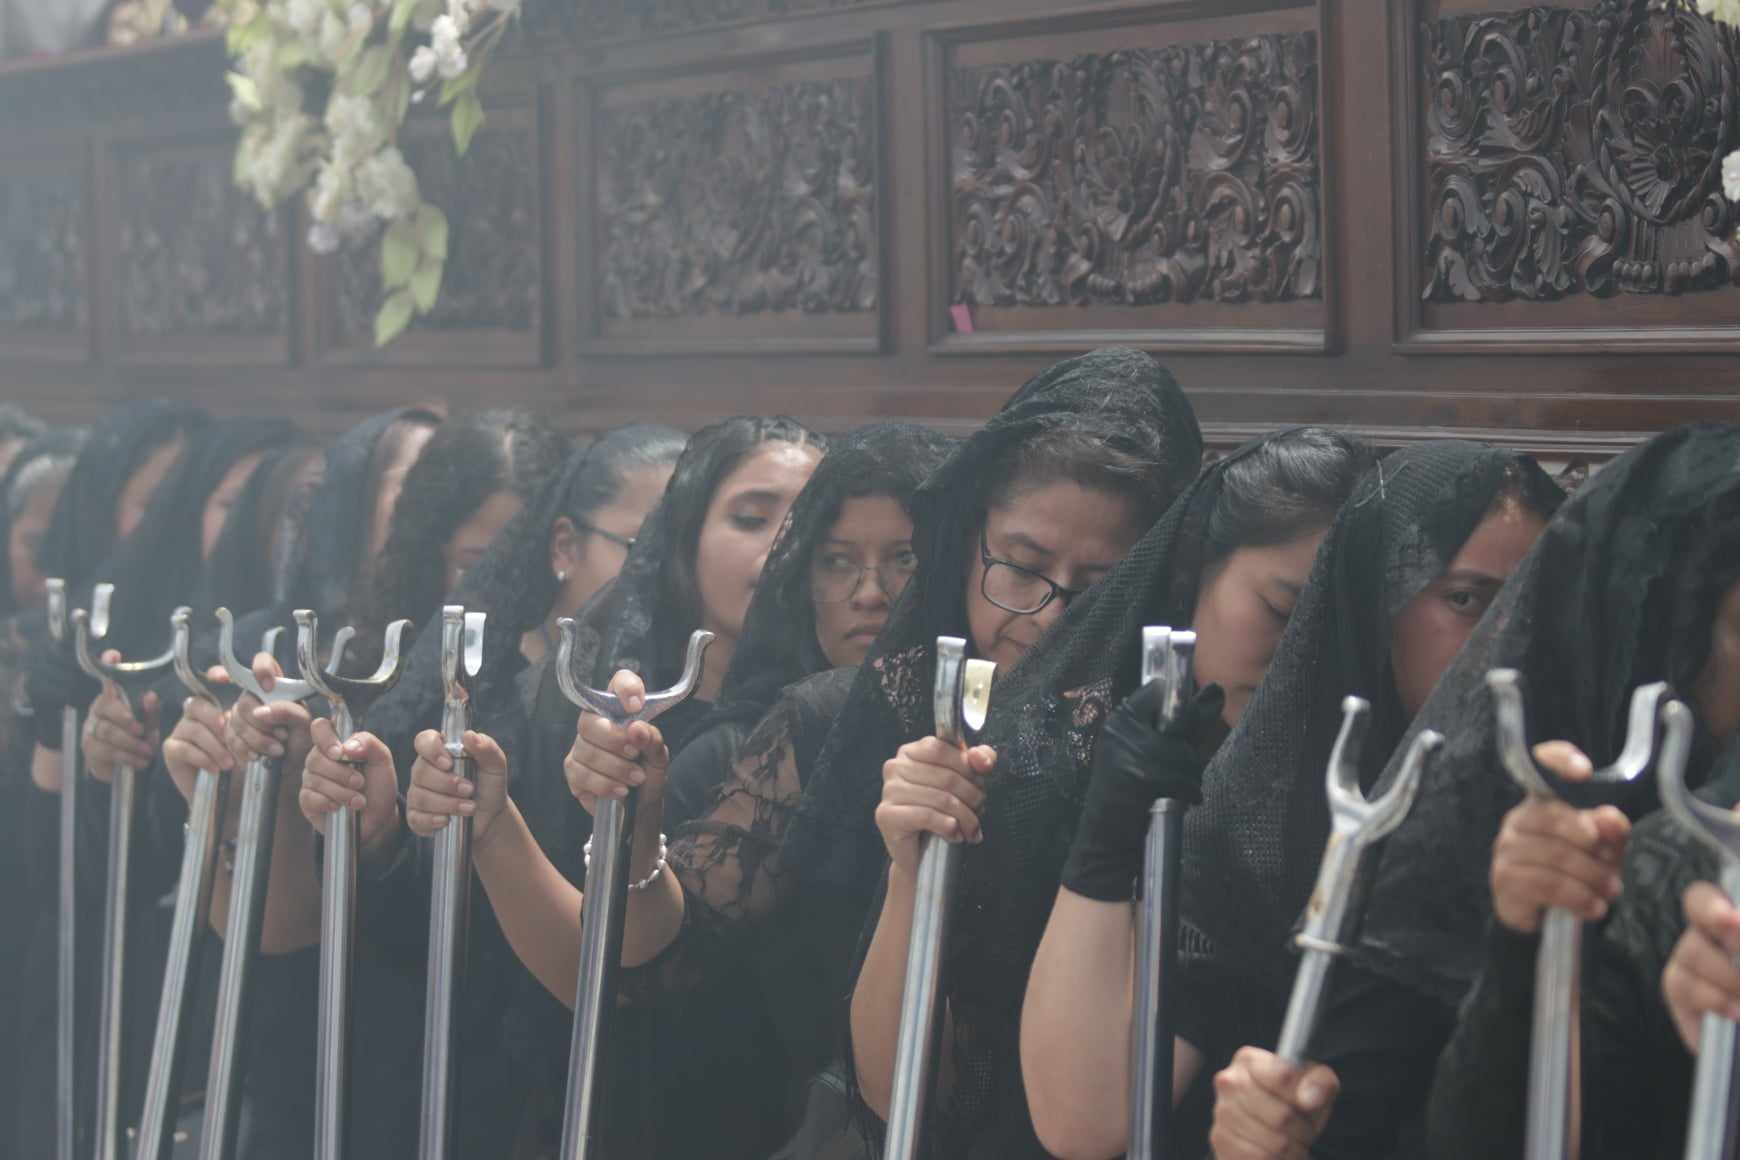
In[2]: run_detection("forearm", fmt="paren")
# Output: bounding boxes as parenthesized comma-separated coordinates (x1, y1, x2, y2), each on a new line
(619, 803, 686, 967)
(1021, 887, 1138, 1160)
(851, 865, 919, 1120)
(472, 799, 585, 1004)
(257, 793, 322, 953)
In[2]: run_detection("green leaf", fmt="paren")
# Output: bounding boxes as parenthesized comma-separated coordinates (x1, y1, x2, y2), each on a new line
(417, 204, 449, 261)
(411, 257, 444, 312)
(390, 0, 419, 35)
(384, 71, 411, 127)
(225, 72, 260, 113)
(450, 92, 484, 156)
(380, 220, 419, 288)
(344, 45, 391, 96)
(375, 288, 416, 347)
(277, 39, 309, 72)
(438, 67, 479, 108)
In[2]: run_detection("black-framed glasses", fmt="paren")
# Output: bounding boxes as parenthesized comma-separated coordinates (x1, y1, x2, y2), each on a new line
(575, 518, 635, 551)
(810, 552, 918, 604)
(979, 530, 1087, 615)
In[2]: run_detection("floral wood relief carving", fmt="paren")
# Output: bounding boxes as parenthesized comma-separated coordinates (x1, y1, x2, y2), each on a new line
(0, 171, 86, 331)
(1423, 0, 1740, 302)
(115, 148, 287, 337)
(949, 33, 1322, 309)
(332, 126, 539, 345)
(583, 0, 888, 38)
(597, 75, 878, 320)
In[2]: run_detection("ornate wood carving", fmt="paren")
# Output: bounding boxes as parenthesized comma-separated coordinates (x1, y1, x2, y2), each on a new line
(582, 0, 892, 40)
(1422, 0, 1740, 304)
(948, 33, 1323, 310)
(0, 169, 87, 333)
(330, 124, 540, 348)
(113, 144, 287, 338)
(597, 74, 878, 322)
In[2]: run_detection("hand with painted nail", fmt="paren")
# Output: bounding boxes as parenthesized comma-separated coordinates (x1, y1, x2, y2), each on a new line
(1209, 1046, 1339, 1160)
(874, 736, 995, 877)
(80, 648, 161, 783)
(162, 690, 235, 804)
(563, 669, 667, 818)
(1663, 875, 1740, 1054)
(1489, 740, 1630, 935)
(299, 718, 402, 857)
(223, 651, 313, 775)
(405, 727, 511, 847)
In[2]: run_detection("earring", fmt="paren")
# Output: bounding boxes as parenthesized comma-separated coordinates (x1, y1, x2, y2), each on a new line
(556, 570, 567, 583)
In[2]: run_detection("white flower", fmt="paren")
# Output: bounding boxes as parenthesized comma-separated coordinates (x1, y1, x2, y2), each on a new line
(429, 15, 468, 79)
(284, 0, 322, 36)
(309, 161, 350, 223)
(240, 113, 311, 207)
(355, 147, 419, 221)
(336, 198, 376, 236)
(325, 93, 383, 166)
(307, 221, 342, 254)
(1724, 149, 1740, 204)
(409, 45, 437, 83)
(446, 0, 473, 27)
(437, 44, 467, 79)
(1698, 0, 1740, 27)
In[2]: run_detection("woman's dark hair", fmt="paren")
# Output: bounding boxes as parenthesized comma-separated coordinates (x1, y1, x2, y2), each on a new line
(361, 409, 571, 637)
(566, 423, 688, 536)
(36, 400, 209, 590)
(0, 428, 85, 617)
(984, 425, 1183, 533)
(1201, 426, 1378, 566)
(656, 415, 826, 638)
(198, 439, 323, 617)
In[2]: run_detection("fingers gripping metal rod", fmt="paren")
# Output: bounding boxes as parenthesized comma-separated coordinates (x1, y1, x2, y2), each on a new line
(1489, 670, 1669, 1160)
(297, 612, 409, 1160)
(555, 626, 714, 1160)
(1276, 698, 1440, 1066)
(46, 579, 79, 1160)
(882, 636, 996, 1160)
(137, 609, 231, 1160)
(419, 607, 486, 1160)
(73, 583, 177, 1160)
(1128, 627, 1197, 1160)
(199, 609, 317, 1160)
(1650, 701, 1734, 1160)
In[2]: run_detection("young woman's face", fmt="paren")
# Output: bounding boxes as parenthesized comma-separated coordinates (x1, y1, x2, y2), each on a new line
(1390, 500, 1547, 718)
(550, 463, 675, 620)
(443, 489, 525, 593)
(694, 441, 822, 643)
(200, 451, 266, 561)
(369, 421, 436, 559)
(115, 435, 186, 542)
(8, 478, 61, 608)
(965, 481, 1143, 672)
(1696, 577, 1740, 744)
(1191, 530, 1328, 728)
(810, 495, 917, 670)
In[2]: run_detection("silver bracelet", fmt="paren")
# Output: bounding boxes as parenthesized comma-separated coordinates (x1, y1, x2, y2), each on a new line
(582, 832, 668, 892)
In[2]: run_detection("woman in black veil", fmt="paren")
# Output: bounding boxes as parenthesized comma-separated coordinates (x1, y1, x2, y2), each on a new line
(1351, 424, 1740, 1158)
(1015, 440, 1560, 1159)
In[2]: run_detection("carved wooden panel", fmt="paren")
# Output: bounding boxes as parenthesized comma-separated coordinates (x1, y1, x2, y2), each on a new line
(110, 135, 289, 363)
(0, 157, 89, 361)
(585, 42, 883, 354)
(317, 107, 543, 366)
(581, 0, 909, 41)
(1400, 0, 1740, 350)
(931, 7, 1330, 354)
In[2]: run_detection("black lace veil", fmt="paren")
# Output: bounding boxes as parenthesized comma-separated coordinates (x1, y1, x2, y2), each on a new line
(1179, 442, 1563, 999)
(1353, 423, 1740, 1007)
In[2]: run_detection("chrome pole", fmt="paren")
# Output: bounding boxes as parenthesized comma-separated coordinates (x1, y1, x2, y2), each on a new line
(554, 627, 714, 1160)
(881, 636, 996, 1160)
(418, 607, 485, 1160)
(1489, 671, 1667, 1160)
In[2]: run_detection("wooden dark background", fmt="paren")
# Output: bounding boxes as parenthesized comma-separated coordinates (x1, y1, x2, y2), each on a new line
(4, 0, 1740, 459)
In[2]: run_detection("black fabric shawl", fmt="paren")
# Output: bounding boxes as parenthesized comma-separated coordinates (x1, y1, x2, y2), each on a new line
(0, 428, 86, 620)
(784, 347, 1203, 904)
(565, 415, 820, 755)
(1354, 423, 1740, 1008)
(1179, 442, 1563, 999)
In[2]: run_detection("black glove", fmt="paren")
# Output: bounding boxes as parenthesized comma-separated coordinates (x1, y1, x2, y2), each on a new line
(1060, 681, 1226, 902)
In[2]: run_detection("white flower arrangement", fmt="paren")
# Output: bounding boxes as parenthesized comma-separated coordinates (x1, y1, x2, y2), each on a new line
(218, 0, 516, 345)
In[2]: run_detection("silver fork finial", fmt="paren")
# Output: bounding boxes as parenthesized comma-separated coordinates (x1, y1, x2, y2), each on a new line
(553, 621, 714, 724)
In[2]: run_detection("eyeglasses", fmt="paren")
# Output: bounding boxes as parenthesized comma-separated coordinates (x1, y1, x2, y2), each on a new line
(979, 530, 1088, 615)
(575, 518, 635, 551)
(810, 551, 919, 604)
